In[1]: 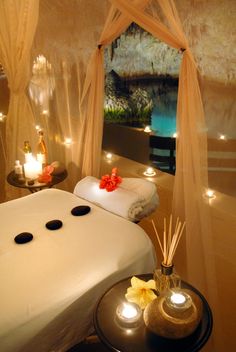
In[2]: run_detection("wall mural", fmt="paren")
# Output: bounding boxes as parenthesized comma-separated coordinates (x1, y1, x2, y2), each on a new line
(104, 23, 181, 137)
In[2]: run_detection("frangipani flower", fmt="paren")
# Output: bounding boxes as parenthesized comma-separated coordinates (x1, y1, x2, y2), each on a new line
(125, 276, 157, 309)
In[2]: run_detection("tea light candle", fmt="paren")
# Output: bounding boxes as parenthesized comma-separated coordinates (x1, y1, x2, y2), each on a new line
(144, 167, 156, 177)
(0, 112, 6, 122)
(144, 125, 152, 133)
(205, 189, 215, 199)
(106, 152, 113, 160)
(166, 290, 192, 310)
(170, 293, 186, 305)
(116, 302, 142, 325)
(24, 159, 42, 179)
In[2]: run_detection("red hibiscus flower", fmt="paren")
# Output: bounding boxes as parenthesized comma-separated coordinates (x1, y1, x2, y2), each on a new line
(38, 165, 54, 183)
(99, 168, 122, 192)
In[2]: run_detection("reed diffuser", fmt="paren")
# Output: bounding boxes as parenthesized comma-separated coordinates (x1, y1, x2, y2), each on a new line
(152, 215, 186, 295)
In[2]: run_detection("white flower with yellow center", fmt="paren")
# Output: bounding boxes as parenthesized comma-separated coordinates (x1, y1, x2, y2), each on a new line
(125, 276, 157, 309)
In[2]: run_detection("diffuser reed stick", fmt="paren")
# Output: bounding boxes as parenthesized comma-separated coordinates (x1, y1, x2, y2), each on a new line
(151, 215, 186, 266)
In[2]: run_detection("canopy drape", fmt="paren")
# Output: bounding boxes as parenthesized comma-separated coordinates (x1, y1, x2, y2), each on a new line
(0, 0, 39, 200)
(80, 0, 222, 349)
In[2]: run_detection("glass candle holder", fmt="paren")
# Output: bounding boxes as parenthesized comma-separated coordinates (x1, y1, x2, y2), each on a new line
(116, 302, 142, 327)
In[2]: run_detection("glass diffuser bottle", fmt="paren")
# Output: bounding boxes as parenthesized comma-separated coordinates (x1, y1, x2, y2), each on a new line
(154, 263, 181, 295)
(152, 215, 186, 296)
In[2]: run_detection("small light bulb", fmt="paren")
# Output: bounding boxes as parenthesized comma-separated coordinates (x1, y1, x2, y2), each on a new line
(35, 125, 41, 130)
(219, 134, 226, 140)
(173, 132, 177, 138)
(144, 167, 156, 177)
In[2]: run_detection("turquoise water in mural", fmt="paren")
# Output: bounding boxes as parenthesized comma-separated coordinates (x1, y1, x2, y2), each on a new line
(150, 87, 177, 137)
(129, 80, 178, 137)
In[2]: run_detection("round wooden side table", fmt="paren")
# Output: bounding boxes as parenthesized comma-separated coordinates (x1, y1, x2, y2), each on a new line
(7, 169, 68, 193)
(94, 273, 213, 352)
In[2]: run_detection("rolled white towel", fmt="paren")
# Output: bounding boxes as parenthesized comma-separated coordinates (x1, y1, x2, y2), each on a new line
(120, 178, 157, 205)
(120, 178, 159, 220)
(73, 176, 146, 221)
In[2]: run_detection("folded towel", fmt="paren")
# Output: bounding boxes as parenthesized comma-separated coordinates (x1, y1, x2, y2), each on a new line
(120, 178, 157, 205)
(73, 176, 159, 221)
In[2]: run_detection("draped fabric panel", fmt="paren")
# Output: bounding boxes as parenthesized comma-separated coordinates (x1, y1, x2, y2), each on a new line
(85, 0, 220, 349)
(79, 0, 150, 177)
(0, 0, 39, 200)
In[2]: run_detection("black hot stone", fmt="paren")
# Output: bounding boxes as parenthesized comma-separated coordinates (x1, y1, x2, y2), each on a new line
(71, 205, 91, 216)
(46, 219, 63, 230)
(14, 232, 33, 244)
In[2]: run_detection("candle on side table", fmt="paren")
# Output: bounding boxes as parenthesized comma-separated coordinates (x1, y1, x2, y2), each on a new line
(24, 159, 42, 179)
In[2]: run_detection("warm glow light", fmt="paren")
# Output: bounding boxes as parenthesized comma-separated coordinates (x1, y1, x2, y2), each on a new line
(122, 304, 138, 319)
(166, 290, 192, 310)
(206, 189, 215, 199)
(42, 109, 49, 116)
(173, 132, 177, 138)
(0, 112, 6, 122)
(116, 302, 142, 326)
(24, 158, 42, 179)
(170, 293, 186, 305)
(144, 167, 156, 177)
(219, 134, 226, 140)
(35, 125, 41, 131)
(64, 138, 72, 145)
(106, 152, 113, 160)
(144, 125, 152, 133)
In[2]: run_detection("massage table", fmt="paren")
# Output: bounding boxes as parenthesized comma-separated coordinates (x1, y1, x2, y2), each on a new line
(0, 188, 156, 352)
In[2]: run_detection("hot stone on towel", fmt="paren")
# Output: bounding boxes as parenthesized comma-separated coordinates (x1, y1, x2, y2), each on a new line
(14, 232, 33, 244)
(46, 219, 63, 230)
(71, 205, 91, 216)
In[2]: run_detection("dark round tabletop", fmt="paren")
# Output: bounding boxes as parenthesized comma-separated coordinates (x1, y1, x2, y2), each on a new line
(7, 169, 68, 193)
(94, 273, 213, 352)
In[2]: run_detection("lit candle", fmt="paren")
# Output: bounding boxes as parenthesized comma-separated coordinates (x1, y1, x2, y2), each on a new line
(64, 138, 72, 145)
(205, 189, 215, 199)
(116, 302, 142, 325)
(170, 293, 186, 305)
(37, 153, 45, 164)
(24, 159, 42, 179)
(144, 167, 156, 177)
(166, 290, 192, 310)
(106, 152, 113, 160)
(144, 126, 152, 133)
(0, 112, 6, 122)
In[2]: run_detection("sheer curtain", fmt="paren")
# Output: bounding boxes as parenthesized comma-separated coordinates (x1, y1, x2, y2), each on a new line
(29, 0, 110, 191)
(86, 0, 221, 350)
(0, 0, 39, 200)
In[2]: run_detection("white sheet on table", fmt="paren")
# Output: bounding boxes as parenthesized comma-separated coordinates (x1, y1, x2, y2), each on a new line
(0, 189, 156, 352)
